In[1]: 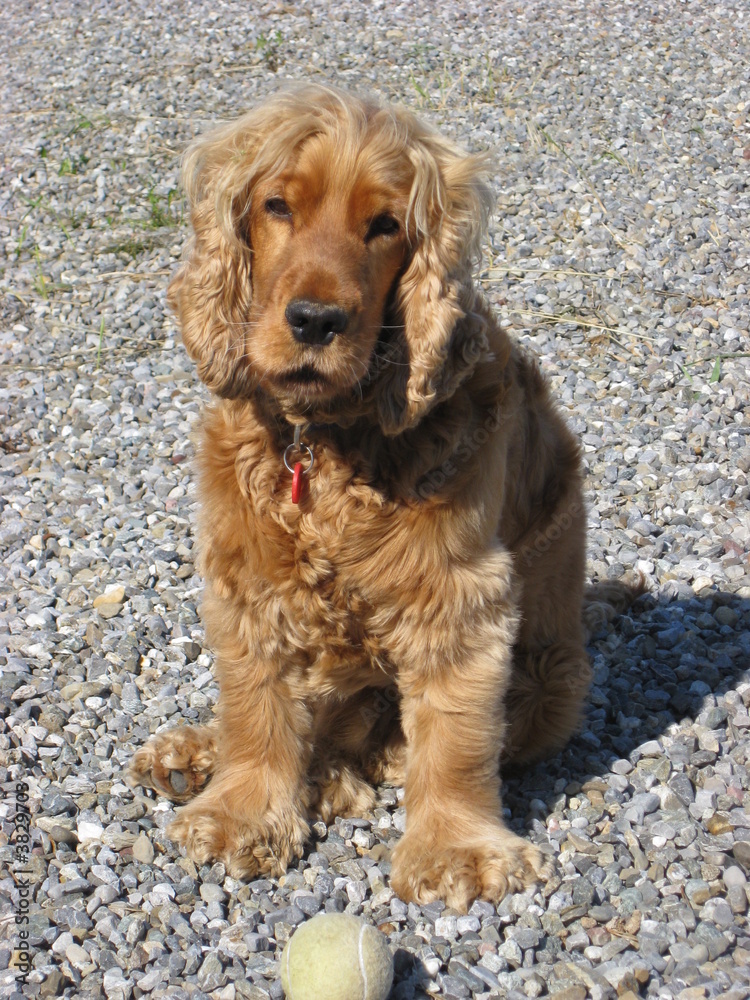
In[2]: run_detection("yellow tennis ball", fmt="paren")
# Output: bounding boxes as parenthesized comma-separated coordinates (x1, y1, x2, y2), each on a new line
(280, 912, 394, 1000)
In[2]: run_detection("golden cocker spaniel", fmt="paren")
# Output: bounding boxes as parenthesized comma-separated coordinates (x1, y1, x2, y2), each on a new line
(129, 84, 591, 911)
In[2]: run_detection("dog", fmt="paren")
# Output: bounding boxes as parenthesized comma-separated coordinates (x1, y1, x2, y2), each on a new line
(128, 84, 592, 911)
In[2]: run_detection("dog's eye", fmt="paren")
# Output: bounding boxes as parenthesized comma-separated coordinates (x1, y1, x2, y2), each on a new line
(265, 197, 292, 218)
(366, 214, 400, 241)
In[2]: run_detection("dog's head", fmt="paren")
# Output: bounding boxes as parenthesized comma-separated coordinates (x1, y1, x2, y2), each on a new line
(169, 85, 493, 434)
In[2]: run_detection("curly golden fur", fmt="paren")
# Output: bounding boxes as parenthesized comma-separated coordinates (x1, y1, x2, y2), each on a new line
(129, 84, 592, 911)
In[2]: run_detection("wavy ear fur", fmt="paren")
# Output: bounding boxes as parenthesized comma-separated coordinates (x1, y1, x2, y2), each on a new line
(376, 129, 495, 435)
(167, 119, 257, 398)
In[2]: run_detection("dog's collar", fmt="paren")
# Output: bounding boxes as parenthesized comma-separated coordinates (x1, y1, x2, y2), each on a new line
(282, 423, 314, 504)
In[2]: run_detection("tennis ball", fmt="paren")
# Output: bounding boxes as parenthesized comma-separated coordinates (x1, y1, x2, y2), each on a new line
(280, 912, 394, 1000)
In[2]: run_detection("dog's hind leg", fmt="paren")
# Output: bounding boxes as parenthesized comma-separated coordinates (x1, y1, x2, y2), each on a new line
(582, 574, 648, 639)
(505, 478, 590, 764)
(308, 687, 404, 821)
(503, 640, 592, 764)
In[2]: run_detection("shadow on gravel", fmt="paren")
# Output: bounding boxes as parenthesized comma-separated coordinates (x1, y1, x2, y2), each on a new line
(391, 951, 431, 999)
(387, 586, 749, 996)
(502, 583, 749, 830)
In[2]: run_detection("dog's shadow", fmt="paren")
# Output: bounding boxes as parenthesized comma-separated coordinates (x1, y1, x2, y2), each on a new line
(385, 586, 747, 998)
(502, 583, 748, 828)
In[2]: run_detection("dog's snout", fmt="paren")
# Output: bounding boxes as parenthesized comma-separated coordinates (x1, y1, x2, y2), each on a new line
(285, 299, 349, 346)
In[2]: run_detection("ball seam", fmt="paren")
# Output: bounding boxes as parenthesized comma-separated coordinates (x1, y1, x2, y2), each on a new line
(358, 921, 369, 1000)
(284, 932, 293, 1000)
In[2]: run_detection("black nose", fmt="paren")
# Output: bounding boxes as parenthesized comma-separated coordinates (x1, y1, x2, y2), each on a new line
(285, 299, 349, 346)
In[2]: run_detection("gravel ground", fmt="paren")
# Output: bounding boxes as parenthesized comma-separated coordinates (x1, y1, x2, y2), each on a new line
(1, 1, 749, 998)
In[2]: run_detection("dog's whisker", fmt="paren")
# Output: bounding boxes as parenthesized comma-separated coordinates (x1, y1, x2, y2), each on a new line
(371, 352, 410, 368)
(227, 320, 264, 331)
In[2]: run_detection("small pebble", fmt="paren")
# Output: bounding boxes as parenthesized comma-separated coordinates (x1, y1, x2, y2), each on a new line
(132, 833, 155, 864)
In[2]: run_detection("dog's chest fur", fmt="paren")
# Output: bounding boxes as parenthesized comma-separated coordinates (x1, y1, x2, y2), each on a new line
(197, 402, 407, 693)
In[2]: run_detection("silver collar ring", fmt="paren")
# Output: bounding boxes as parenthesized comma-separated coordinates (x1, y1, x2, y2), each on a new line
(283, 423, 315, 474)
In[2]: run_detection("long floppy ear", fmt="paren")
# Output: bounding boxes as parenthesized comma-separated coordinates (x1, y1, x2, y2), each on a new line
(376, 127, 495, 435)
(167, 117, 258, 398)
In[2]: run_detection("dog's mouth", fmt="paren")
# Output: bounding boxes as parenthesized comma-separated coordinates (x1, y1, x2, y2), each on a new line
(280, 365, 332, 394)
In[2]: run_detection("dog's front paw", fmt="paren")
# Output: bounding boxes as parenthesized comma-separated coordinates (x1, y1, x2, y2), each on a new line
(391, 825, 549, 912)
(167, 789, 309, 879)
(128, 724, 217, 803)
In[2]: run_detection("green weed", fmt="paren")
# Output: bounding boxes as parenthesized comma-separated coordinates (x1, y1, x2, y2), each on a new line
(58, 153, 90, 176)
(97, 317, 105, 368)
(597, 145, 640, 176)
(147, 187, 180, 229)
(33, 248, 48, 299)
(255, 30, 283, 72)
(106, 236, 153, 259)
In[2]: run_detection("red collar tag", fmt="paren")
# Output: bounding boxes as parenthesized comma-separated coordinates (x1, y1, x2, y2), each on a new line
(284, 424, 314, 504)
(291, 462, 305, 504)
